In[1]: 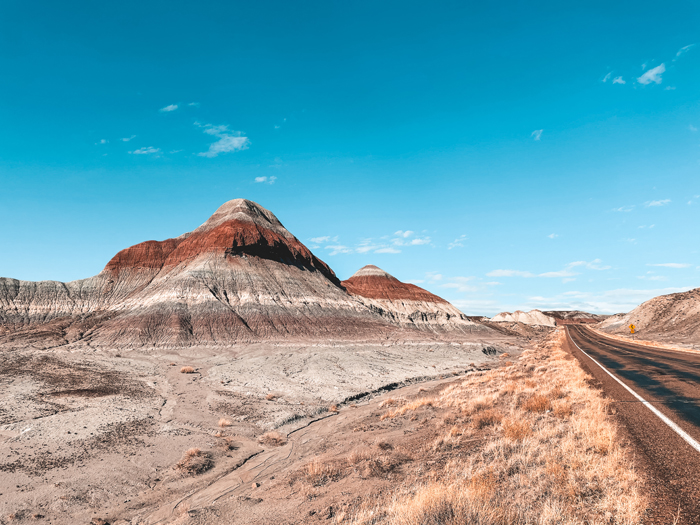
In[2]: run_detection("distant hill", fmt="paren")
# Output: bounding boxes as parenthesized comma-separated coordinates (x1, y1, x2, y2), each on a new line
(598, 288, 700, 343)
(490, 310, 556, 327)
(543, 311, 609, 325)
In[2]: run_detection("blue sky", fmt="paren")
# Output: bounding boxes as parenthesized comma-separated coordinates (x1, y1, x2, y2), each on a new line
(1, 1, 699, 315)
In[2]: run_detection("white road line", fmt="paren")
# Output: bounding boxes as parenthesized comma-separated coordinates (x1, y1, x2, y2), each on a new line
(568, 328, 700, 455)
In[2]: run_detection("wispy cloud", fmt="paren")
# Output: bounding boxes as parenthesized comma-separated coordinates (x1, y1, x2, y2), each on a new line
(96, 139, 108, 145)
(539, 270, 577, 278)
(254, 176, 277, 184)
(690, 125, 698, 132)
(326, 245, 352, 255)
(675, 44, 696, 59)
(188, 102, 200, 107)
(613, 205, 634, 212)
(602, 72, 612, 83)
(637, 64, 665, 85)
(159, 104, 179, 112)
(487, 269, 535, 278)
(612, 76, 626, 84)
(120, 135, 137, 142)
(646, 199, 670, 207)
(310, 236, 337, 244)
(375, 247, 401, 254)
(647, 263, 691, 268)
(547, 233, 558, 239)
(568, 259, 611, 270)
(391, 230, 431, 247)
(440, 276, 477, 293)
(448, 234, 467, 249)
(196, 122, 250, 158)
(531, 129, 543, 141)
(129, 146, 161, 155)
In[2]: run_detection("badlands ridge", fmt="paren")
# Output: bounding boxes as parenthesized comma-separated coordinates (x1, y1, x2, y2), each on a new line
(0, 199, 480, 349)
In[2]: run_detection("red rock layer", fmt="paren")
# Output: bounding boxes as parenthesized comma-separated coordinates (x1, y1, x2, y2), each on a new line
(342, 265, 448, 303)
(104, 220, 339, 285)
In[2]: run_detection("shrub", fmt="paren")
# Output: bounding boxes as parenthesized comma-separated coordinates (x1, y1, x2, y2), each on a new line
(218, 418, 232, 427)
(180, 366, 195, 374)
(472, 409, 504, 429)
(174, 448, 213, 475)
(522, 394, 552, 413)
(258, 431, 287, 447)
(502, 419, 532, 441)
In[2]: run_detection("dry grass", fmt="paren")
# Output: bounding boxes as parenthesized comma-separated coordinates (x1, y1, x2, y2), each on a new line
(179, 366, 195, 374)
(258, 431, 287, 447)
(217, 418, 232, 427)
(329, 404, 339, 413)
(265, 393, 277, 401)
(174, 447, 213, 475)
(472, 409, 503, 429)
(342, 329, 646, 525)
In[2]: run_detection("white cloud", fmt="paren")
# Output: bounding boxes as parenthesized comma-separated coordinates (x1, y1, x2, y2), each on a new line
(440, 276, 477, 293)
(612, 76, 626, 84)
(664, 86, 676, 91)
(613, 205, 634, 212)
(539, 270, 577, 278)
(448, 234, 467, 249)
(196, 123, 250, 158)
(547, 233, 558, 239)
(121, 135, 136, 142)
(129, 146, 161, 155)
(405, 279, 425, 284)
(486, 269, 535, 278)
(568, 259, 611, 271)
(394, 230, 413, 238)
(637, 64, 665, 85)
(326, 245, 352, 256)
(188, 102, 200, 107)
(602, 72, 612, 83)
(96, 139, 108, 145)
(675, 44, 696, 59)
(638, 275, 668, 281)
(310, 236, 332, 243)
(646, 199, 670, 207)
(647, 263, 691, 268)
(531, 129, 543, 141)
(254, 176, 277, 184)
(159, 104, 179, 112)
(375, 247, 401, 254)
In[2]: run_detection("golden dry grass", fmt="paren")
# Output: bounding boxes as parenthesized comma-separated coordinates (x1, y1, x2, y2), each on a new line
(217, 418, 232, 428)
(258, 431, 287, 447)
(179, 366, 195, 374)
(266, 393, 277, 401)
(341, 329, 646, 525)
(329, 404, 339, 413)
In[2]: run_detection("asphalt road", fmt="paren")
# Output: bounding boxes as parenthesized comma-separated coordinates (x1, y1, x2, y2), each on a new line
(565, 325, 700, 524)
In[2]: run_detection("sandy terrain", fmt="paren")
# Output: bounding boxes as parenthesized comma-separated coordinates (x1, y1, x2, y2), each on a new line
(0, 335, 517, 524)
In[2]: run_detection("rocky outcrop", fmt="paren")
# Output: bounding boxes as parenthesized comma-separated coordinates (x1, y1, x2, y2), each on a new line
(490, 309, 556, 327)
(543, 310, 608, 325)
(341, 265, 478, 333)
(598, 287, 700, 342)
(0, 199, 399, 347)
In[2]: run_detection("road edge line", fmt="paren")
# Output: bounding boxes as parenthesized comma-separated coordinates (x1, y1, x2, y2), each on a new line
(566, 327, 700, 455)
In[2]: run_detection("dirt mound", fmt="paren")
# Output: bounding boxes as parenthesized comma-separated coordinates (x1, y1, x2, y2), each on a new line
(341, 265, 480, 333)
(598, 287, 700, 343)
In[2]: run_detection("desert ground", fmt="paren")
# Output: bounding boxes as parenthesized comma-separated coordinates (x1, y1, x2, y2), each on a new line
(0, 335, 518, 524)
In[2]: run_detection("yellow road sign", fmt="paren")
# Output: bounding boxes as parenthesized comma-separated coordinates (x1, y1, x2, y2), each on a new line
(629, 324, 636, 334)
